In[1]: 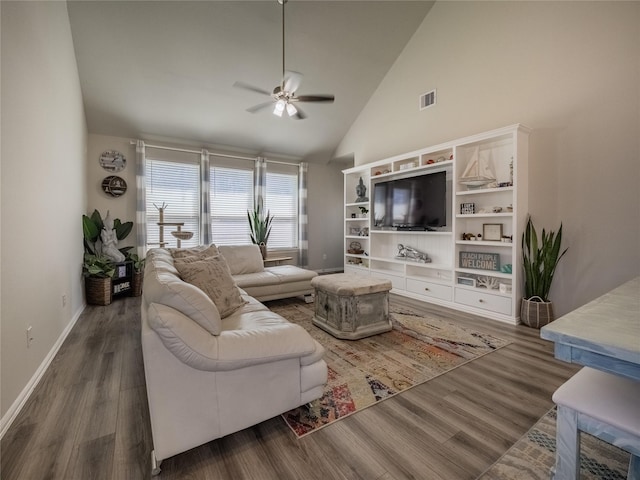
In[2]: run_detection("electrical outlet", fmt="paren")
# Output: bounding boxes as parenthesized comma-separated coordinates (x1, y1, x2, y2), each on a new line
(62, 294, 67, 307)
(322, 253, 327, 261)
(26, 326, 34, 348)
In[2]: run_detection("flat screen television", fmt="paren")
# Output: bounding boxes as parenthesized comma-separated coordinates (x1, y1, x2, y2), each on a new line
(373, 171, 447, 229)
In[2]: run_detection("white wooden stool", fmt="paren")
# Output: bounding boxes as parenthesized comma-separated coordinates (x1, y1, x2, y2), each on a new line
(552, 367, 640, 480)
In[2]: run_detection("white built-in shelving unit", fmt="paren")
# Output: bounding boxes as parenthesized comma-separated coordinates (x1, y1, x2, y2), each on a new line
(343, 124, 530, 324)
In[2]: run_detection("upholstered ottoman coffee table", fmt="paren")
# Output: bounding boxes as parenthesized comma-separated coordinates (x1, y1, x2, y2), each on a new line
(311, 273, 393, 340)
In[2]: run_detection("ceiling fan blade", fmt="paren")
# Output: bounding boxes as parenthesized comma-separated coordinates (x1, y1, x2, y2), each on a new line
(283, 70, 303, 94)
(233, 81, 272, 97)
(296, 94, 335, 103)
(246, 101, 275, 114)
(292, 106, 307, 120)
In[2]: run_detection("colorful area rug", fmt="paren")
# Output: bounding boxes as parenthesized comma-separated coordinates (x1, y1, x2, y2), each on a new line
(269, 300, 510, 438)
(478, 408, 630, 479)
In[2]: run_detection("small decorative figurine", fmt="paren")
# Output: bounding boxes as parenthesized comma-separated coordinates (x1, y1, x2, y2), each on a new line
(395, 244, 431, 263)
(355, 177, 369, 202)
(101, 211, 126, 263)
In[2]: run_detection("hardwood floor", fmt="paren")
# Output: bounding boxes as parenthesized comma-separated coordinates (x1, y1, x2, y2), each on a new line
(1, 295, 578, 480)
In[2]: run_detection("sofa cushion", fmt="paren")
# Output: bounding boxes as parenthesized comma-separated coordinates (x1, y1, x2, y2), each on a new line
(266, 265, 318, 283)
(146, 248, 180, 276)
(147, 303, 319, 371)
(218, 245, 264, 275)
(170, 243, 219, 259)
(174, 255, 246, 318)
(233, 271, 280, 288)
(144, 264, 222, 335)
(233, 266, 317, 289)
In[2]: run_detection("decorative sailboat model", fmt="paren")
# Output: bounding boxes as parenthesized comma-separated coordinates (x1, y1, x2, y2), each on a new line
(459, 146, 496, 189)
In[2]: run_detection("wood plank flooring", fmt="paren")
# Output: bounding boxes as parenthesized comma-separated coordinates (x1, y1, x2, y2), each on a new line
(1, 295, 578, 480)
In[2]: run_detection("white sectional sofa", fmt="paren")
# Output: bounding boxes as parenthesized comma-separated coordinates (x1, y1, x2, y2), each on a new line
(217, 244, 318, 301)
(141, 245, 327, 475)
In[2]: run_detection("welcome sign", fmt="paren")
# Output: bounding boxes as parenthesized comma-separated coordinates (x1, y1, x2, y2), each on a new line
(459, 252, 500, 271)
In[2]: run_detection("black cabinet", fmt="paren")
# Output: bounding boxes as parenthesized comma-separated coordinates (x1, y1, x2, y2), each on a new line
(112, 261, 133, 298)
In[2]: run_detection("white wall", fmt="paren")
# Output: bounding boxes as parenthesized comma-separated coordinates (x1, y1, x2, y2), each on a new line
(1, 1, 88, 420)
(307, 161, 345, 272)
(86, 134, 137, 252)
(335, 1, 640, 316)
(86, 134, 345, 271)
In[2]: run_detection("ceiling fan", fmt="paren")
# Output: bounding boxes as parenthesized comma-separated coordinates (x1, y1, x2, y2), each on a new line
(233, 0, 335, 120)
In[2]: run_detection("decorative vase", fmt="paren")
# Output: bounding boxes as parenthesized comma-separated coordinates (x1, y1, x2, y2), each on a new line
(85, 276, 112, 306)
(132, 271, 143, 297)
(259, 242, 267, 260)
(520, 296, 554, 328)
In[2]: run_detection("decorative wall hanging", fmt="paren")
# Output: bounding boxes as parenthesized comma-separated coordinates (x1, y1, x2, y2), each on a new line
(99, 150, 126, 172)
(101, 176, 127, 197)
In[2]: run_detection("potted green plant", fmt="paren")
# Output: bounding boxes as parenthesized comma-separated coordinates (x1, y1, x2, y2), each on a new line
(82, 253, 116, 305)
(247, 200, 273, 259)
(521, 216, 568, 328)
(82, 209, 134, 304)
(82, 209, 133, 257)
(127, 252, 146, 297)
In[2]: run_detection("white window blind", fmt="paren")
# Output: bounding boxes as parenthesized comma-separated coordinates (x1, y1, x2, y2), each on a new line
(210, 165, 254, 245)
(145, 156, 200, 249)
(143, 147, 299, 251)
(265, 167, 298, 249)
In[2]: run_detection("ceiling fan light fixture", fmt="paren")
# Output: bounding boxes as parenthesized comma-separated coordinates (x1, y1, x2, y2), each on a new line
(234, 0, 334, 119)
(286, 102, 297, 116)
(273, 99, 286, 116)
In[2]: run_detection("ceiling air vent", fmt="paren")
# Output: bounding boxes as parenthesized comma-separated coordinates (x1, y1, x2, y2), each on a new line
(419, 89, 436, 110)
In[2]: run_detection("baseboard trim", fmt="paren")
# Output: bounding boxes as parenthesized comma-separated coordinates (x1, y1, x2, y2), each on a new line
(0, 303, 86, 439)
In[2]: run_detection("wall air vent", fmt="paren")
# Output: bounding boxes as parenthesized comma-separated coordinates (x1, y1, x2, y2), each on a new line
(419, 89, 436, 110)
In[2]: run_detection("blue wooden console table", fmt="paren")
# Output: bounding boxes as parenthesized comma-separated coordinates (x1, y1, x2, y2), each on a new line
(540, 276, 640, 381)
(541, 276, 640, 480)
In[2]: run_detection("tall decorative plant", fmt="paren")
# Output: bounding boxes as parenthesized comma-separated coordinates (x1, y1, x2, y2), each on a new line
(247, 200, 273, 259)
(82, 209, 134, 305)
(82, 209, 133, 257)
(521, 216, 568, 327)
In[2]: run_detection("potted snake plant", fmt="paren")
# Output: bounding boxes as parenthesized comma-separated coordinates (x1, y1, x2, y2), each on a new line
(247, 200, 273, 259)
(521, 216, 568, 328)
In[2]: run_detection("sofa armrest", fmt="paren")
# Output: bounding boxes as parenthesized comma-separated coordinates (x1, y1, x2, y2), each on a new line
(147, 303, 318, 371)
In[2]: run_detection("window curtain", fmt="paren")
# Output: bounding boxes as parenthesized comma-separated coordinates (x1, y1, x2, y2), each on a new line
(298, 162, 308, 267)
(200, 149, 211, 245)
(254, 157, 267, 210)
(135, 140, 147, 257)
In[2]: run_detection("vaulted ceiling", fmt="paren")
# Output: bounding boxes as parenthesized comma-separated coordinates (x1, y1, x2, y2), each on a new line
(67, 1, 434, 162)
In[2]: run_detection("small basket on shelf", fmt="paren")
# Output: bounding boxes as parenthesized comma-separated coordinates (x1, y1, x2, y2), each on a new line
(347, 241, 364, 255)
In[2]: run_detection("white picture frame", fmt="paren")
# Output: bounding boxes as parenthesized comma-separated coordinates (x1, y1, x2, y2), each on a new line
(483, 223, 503, 242)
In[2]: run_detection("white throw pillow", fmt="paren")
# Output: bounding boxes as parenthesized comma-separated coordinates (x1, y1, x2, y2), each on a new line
(169, 243, 219, 259)
(174, 255, 247, 318)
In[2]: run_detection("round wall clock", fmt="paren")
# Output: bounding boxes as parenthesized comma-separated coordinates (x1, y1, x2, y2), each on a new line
(99, 150, 126, 172)
(102, 176, 127, 197)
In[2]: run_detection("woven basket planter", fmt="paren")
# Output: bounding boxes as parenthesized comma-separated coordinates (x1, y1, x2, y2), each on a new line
(131, 271, 143, 297)
(85, 276, 112, 306)
(520, 296, 554, 328)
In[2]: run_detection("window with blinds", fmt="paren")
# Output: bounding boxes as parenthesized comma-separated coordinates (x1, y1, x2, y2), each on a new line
(210, 165, 254, 245)
(144, 149, 299, 251)
(266, 168, 298, 249)
(145, 156, 200, 248)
